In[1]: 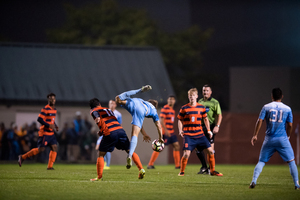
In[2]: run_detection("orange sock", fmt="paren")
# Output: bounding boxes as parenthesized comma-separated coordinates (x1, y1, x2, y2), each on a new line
(180, 157, 188, 173)
(132, 152, 143, 170)
(21, 148, 39, 160)
(47, 151, 57, 168)
(173, 150, 180, 168)
(208, 154, 215, 172)
(97, 157, 104, 179)
(148, 151, 160, 166)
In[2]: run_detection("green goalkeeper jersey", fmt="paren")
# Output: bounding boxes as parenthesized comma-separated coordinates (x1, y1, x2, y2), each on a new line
(198, 97, 222, 125)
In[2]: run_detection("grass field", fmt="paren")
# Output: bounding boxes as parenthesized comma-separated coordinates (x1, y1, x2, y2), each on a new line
(0, 163, 299, 200)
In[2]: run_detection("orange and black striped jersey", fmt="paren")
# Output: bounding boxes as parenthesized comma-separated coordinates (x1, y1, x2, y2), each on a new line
(90, 106, 123, 136)
(160, 104, 175, 135)
(38, 104, 57, 136)
(177, 103, 207, 137)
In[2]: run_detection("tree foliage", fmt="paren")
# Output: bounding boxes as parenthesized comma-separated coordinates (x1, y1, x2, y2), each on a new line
(47, 0, 213, 103)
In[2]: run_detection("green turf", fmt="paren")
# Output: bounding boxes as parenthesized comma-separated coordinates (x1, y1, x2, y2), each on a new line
(0, 163, 299, 200)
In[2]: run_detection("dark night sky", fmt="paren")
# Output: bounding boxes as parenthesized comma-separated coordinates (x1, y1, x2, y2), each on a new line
(1, 0, 300, 109)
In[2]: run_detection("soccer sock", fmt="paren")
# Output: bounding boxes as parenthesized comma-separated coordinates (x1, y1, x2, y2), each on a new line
(196, 150, 207, 168)
(208, 154, 216, 172)
(132, 152, 143, 171)
(288, 160, 299, 186)
(173, 150, 180, 168)
(21, 148, 39, 160)
(128, 135, 138, 158)
(251, 161, 265, 184)
(97, 157, 104, 179)
(47, 151, 57, 168)
(118, 89, 142, 100)
(148, 151, 160, 166)
(105, 152, 111, 167)
(180, 157, 188, 173)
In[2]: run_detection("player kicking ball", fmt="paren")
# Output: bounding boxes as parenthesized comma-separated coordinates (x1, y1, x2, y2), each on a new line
(89, 98, 145, 181)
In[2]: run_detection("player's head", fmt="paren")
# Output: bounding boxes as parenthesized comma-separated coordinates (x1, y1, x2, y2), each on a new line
(167, 95, 176, 107)
(47, 93, 56, 106)
(108, 99, 117, 111)
(272, 88, 283, 101)
(188, 88, 198, 103)
(148, 99, 158, 108)
(89, 98, 101, 109)
(202, 84, 212, 99)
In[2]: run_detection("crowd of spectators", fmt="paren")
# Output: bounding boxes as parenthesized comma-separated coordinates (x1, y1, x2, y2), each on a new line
(0, 112, 98, 163)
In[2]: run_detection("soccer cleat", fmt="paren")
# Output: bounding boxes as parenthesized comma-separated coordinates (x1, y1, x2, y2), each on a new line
(47, 167, 55, 170)
(104, 166, 110, 170)
(141, 85, 152, 92)
(249, 182, 256, 189)
(211, 170, 223, 176)
(90, 177, 103, 182)
(295, 185, 300, 190)
(178, 172, 184, 176)
(18, 155, 24, 167)
(147, 165, 155, 169)
(197, 167, 209, 174)
(126, 157, 132, 169)
(138, 169, 146, 179)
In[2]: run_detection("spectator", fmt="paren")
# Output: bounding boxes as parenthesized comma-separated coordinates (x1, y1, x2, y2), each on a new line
(57, 122, 68, 161)
(67, 122, 80, 162)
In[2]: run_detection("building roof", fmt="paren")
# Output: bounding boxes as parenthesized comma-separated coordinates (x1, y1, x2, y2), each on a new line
(0, 43, 174, 105)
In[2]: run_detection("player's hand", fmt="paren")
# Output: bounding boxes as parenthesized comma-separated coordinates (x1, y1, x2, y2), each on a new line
(55, 125, 59, 131)
(158, 138, 164, 144)
(97, 131, 103, 136)
(49, 124, 56, 131)
(208, 131, 213, 139)
(179, 131, 184, 138)
(251, 135, 257, 146)
(165, 130, 171, 137)
(143, 135, 151, 143)
(213, 126, 219, 134)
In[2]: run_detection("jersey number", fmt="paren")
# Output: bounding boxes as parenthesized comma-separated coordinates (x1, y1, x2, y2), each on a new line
(269, 109, 283, 122)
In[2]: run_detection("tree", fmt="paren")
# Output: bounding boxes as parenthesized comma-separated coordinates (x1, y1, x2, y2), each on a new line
(47, 0, 213, 103)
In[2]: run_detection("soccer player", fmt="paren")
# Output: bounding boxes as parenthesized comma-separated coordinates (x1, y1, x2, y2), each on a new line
(196, 84, 222, 174)
(115, 85, 163, 169)
(177, 88, 222, 176)
(89, 98, 145, 181)
(18, 93, 59, 170)
(249, 88, 300, 189)
(147, 95, 180, 169)
(95, 100, 122, 169)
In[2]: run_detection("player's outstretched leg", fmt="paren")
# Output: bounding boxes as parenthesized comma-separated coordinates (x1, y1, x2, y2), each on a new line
(18, 148, 40, 167)
(288, 160, 300, 189)
(249, 161, 265, 188)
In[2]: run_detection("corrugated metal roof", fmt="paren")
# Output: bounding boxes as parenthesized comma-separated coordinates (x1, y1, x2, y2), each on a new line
(0, 43, 174, 105)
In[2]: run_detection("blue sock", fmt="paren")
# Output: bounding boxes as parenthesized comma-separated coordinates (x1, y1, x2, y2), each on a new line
(106, 152, 111, 167)
(129, 136, 138, 158)
(252, 161, 265, 184)
(288, 160, 299, 187)
(118, 89, 142, 100)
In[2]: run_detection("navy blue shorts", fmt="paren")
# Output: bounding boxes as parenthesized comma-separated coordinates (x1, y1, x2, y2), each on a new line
(163, 134, 178, 145)
(182, 135, 211, 152)
(37, 135, 57, 147)
(98, 129, 130, 152)
(202, 124, 216, 144)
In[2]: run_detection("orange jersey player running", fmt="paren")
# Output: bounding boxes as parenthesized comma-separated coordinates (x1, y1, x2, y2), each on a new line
(147, 95, 181, 169)
(89, 98, 145, 181)
(18, 93, 59, 170)
(177, 88, 222, 176)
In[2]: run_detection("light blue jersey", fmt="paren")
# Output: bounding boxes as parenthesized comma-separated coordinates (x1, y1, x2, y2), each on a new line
(259, 102, 293, 137)
(113, 109, 122, 125)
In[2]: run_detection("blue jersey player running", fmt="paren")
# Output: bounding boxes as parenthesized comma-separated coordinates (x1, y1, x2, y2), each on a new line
(115, 85, 163, 169)
(249, 88, 300, 190)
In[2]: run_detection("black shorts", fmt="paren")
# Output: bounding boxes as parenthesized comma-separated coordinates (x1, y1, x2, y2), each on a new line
(202, 124, 216, 144)
(37, 135, 57, 147)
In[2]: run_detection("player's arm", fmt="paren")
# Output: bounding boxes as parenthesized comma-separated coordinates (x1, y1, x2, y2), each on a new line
(203, 116, 213, 138)
(140, 127, 151, 143)
(251, 118, 263, 146)
(154, 120, 163, 143)
(213, 113, 222, 134)
(37, 116, 57, 131)
(178, 120, 184, 138)
(115, 95, 127, 106)
(286, 122, 293, 138)
(160, 117, 170, 137)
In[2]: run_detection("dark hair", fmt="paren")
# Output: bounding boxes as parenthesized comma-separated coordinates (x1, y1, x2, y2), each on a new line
(168, 95, 176, 99)
(272, 88, 282, 101)
(89, 98, 101, 109)
(148, 99, 158, 108)
(47, 93, 56, 98)
(203, 84, 212, 90)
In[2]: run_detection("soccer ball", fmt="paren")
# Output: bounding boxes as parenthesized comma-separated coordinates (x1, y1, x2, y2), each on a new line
(151, 139, 165, 152)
